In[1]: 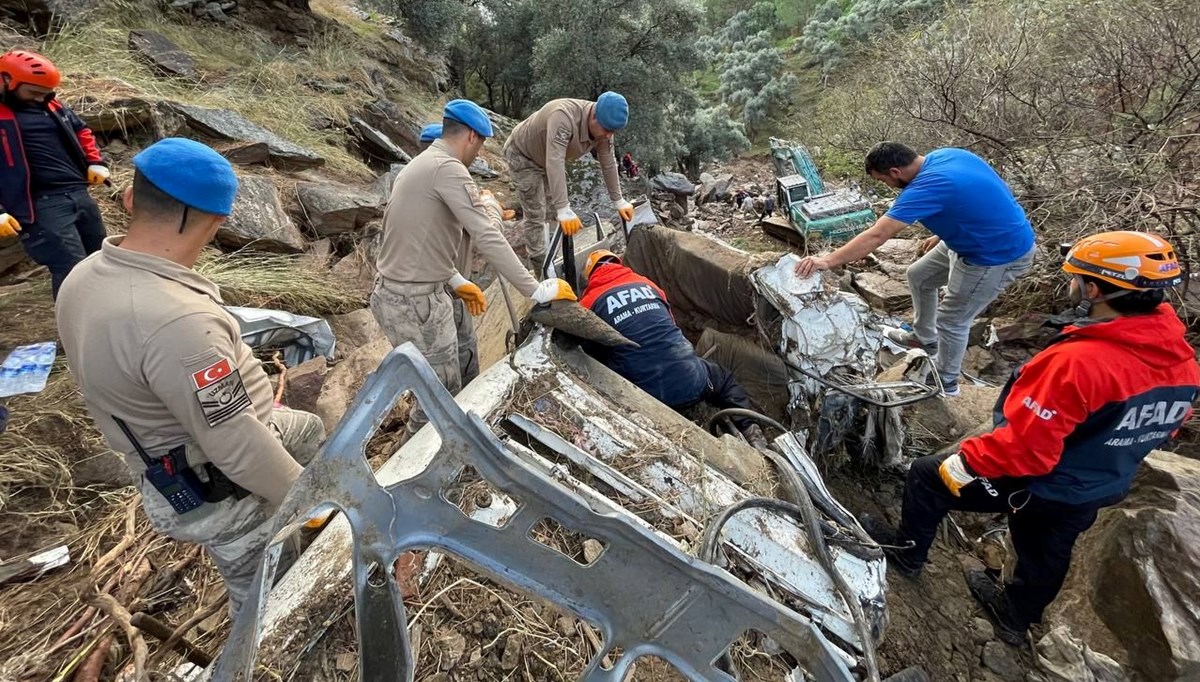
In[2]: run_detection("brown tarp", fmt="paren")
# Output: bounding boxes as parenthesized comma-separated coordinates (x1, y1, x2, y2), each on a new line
(695, 328, 791, 421)
(623, 227, 778, 331)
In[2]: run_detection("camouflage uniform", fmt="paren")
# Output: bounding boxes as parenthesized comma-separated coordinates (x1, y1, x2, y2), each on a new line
(369, 280, 479, 435)
(503, 98, 625, 268)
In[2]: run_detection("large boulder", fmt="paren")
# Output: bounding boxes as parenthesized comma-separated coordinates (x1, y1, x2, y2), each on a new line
(162, 102, 324, 170)
(1048, 450, 1200, 680)
(128, 30, 197, 80)
(852, 271, 910, 312)
(217, 175, 306, 253)
(360, 98, 423, 153)
(651, 172, 696, 196)
(328, 308, 387, 358)
(296, 182, 383, 236)
(349, 115, 410, 165)
(314, 337, 392, 433)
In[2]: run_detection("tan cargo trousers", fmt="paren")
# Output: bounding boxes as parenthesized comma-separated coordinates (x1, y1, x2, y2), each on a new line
(139, 406, 326, 615)
(503, 143, 552, 269)
(369, 277, 479, 436)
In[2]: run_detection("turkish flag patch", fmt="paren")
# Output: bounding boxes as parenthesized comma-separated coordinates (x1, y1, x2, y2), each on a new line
(192, 358, 233, 390)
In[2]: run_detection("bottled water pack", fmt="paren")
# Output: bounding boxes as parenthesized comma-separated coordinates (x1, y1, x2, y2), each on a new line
(0, 342, 58, 398)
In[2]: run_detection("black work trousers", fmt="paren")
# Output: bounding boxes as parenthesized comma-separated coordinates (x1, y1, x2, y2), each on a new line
(674, 358, 757, 430)
(18, 188, 106, 298)
(897, 452, 1111, 627)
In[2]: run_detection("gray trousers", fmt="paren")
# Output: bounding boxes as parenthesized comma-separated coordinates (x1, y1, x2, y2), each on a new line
(369, 278, 479, 435)
(504, 143, 551, 268)
(907, 242, 1035, 384)
(139, 407, 326, 616)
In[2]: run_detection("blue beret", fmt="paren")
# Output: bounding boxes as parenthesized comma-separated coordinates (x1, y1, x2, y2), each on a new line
(133, 138, 238, 216)
(419, 123, 443, 143)
(443, 99, 494, 138)
(595, 92, 629, 131)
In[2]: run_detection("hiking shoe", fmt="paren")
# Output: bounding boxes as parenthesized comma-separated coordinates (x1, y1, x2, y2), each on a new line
(884, 328, 937, 354)
(965, 569, 1029, 646)
(859, 514, 924, 578)
(743, 424, 771, 450)
(941, 378, 960, 398)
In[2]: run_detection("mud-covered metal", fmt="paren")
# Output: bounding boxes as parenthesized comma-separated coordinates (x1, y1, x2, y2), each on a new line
(213, 343, 860, 681)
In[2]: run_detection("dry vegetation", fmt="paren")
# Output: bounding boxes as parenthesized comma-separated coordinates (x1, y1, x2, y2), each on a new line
(805, 0, 1200, 314)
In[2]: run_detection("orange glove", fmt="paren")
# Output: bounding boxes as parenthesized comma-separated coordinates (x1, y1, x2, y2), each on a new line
(556, 207, 583, 236)
(87, 164, 110, 186)
(450, 273, 487, 315)
(0, 213, 20, 240)
(531, 278, 577, 304)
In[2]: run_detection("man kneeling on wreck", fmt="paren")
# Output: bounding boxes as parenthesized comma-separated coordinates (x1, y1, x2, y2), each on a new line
(579, 249, 769, 447)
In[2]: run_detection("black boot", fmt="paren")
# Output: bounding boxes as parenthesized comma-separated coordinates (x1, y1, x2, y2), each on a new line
(859, 514, 924, 578)
(965, 569, 1029, 646)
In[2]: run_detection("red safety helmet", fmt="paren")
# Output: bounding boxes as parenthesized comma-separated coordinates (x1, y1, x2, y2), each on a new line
(0, 50, 62, 92)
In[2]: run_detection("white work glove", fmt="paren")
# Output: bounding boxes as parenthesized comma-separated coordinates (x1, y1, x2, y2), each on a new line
(449, 272, 487, 316)
(615, 199, 634, 223)
(556, 207, 583, 236)
(87, 164, 110, 186)
(0, 213, 20, 240)
(938, 453, 977, 497)
(531, 278, 578, 304)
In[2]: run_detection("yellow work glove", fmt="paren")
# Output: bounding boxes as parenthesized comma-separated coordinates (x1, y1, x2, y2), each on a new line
(87, 164, 110, 186)
(556, 207, 583, 236)
(0, 213, 20, 240)
(531, 278, 578, 304)
(449, 273, 487, 316)
(938, 453, 977, 497)
(615, 199, 635, 223)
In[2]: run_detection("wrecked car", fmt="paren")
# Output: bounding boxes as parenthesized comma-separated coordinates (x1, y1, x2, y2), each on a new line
(209, 216, 937, 681)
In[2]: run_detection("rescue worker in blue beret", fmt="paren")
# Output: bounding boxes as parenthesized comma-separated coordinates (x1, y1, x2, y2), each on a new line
(55, 138, 326, 615)
(418, 123, 442, 150)
(503, 92, 634, 268)
(373, 99, 577, 438)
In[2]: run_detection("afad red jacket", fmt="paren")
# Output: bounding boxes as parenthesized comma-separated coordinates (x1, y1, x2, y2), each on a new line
(961, 303, 1200, 504)
(0, 98, 105, 224)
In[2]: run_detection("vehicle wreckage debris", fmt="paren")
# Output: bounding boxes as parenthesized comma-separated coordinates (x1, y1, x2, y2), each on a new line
(528, 300, 639, 348)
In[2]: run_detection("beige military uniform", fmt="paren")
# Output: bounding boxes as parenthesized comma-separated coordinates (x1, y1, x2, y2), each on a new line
(373, 138, 538, 434)
(504, 99, 624, 266)
(56, 237, 325, 613)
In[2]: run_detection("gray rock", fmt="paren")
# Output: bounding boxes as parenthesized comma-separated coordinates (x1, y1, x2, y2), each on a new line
(349, 115, 410, 165)
(307, 238, 333, 263)
(852, 271, 910, 312)
(7, 0, 99, 31)
(971, 617, 997, 644)
(1035, 627, 1127, 682)
(72, 449, 134, 488)
(1049, 451, 1200, 680)
(468, 158, 499, 179)
(360, 98, 423, 153)
(296, 181, 383, 236)
(328, 308, 387, 357)
(982, 641, 1025, 681)
(371, 163, 404, 203)
(128, 30, 196, 80)
(710, 173, 734, 201)
(218, 175, 306, 253)
(651, 172, 696, 196)
(162, 102, 325, 170)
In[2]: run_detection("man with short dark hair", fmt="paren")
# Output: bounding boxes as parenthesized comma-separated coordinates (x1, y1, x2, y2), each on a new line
(373, 99, 577, 437)
(56, 138, 326, 614)
(504, 93, 635, 267)
(796, 142, 1036, 396)
(862, 231, 1199, 646)
(0, 50, 109, 298)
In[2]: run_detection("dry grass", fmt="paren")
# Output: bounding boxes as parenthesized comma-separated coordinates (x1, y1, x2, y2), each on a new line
(33, 0, 413, 179)
(196, 248, 366, 315)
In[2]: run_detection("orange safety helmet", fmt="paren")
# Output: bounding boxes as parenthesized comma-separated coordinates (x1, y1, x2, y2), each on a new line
(0, 50, 61, 92)
(584, 249, 621, 279)
(1062, 230, 1183, 290)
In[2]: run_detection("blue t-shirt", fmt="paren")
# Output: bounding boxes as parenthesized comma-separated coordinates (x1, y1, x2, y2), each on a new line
(886, 148, 1034, 266)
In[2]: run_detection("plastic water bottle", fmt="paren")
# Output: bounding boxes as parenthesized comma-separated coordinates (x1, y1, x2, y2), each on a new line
(0, 342, 57, 397)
